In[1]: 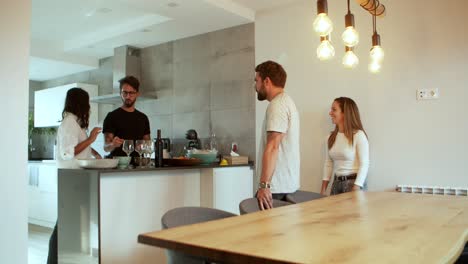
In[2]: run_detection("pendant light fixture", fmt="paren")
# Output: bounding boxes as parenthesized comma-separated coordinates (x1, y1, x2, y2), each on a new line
(313, 0, 333, 37)
(314, 0, 386, 72)
(317, 35, 335, 61)
(342, 0, 359, 47)
(343, 47, 359, 68)
(369, 3, 384, 73)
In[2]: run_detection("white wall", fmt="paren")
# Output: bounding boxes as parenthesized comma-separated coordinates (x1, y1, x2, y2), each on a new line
(255, 0, 468, 192)
(0, 1, 31, 263)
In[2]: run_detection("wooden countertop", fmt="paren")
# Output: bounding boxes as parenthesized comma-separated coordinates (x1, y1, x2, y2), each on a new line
(138, 192, 468, 264)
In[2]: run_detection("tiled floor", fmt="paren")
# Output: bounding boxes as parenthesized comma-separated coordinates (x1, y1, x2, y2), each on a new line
(28, 224, 98, 264)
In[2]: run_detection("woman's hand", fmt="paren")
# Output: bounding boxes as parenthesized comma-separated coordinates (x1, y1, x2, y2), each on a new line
(320, 180, 329, 196)
(91, 148, 102, 159)
(88, 127, 102, 142)
(352, 185, 361, 191)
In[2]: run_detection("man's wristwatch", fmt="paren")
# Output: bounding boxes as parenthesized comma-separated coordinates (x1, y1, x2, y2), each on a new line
(258, 182, 271, 189)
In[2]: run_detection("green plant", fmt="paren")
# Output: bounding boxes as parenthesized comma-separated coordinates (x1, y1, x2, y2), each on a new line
(28, 112, 56, 137)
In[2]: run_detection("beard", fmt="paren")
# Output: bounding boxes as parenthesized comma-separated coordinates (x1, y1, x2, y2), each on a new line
(256, 89, 267, 101)
(123, 98, 135, 107)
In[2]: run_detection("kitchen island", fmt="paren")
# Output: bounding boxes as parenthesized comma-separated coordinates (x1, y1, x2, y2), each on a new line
(57, 163, 254, 264)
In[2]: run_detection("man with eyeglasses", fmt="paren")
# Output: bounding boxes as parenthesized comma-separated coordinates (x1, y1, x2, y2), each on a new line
(103, 76, 151, 158)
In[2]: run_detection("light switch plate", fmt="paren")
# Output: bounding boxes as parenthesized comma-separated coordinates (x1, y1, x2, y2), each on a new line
(417, 88, 439, 100)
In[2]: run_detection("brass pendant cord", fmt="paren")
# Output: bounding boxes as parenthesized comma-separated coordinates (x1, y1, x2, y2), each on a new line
(373, 8, 376, 33)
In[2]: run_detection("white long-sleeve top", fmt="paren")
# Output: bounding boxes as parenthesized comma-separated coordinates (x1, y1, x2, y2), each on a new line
(56, 113, 92, 169)
(323, 130, 369, 187)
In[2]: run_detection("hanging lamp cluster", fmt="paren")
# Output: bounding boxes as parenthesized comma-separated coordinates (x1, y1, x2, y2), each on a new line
(313, 0, 386, 73)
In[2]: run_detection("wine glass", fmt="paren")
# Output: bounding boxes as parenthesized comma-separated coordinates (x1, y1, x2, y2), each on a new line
(122, 140, 134, 157)
(145, 140, 155, 167)
(135, 140, 145, 167)
(122, 140, 134, 168)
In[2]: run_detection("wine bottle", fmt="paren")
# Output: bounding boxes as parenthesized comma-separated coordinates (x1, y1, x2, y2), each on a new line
(156, 129, 164, 167)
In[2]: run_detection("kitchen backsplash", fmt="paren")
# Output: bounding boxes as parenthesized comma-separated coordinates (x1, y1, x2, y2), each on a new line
(29, 132, 56, 159)
(29, 23, 255, 160)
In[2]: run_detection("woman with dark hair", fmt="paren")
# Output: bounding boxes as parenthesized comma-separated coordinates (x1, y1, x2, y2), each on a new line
(56, 87, 102, 168)
(320, 97, 370, 196)
(47, 87, 101, 264)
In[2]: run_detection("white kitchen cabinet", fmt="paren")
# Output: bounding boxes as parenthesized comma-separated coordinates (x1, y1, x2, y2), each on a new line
(34, 83, 98, 128)
(28, 162, 57, 228)
(201, 166, 254, 214)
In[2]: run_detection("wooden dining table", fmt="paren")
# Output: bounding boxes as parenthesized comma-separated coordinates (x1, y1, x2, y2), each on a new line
(138, 191, 468, 263)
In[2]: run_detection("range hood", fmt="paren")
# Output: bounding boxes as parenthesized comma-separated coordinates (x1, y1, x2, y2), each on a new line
(90, 45, 157, 104)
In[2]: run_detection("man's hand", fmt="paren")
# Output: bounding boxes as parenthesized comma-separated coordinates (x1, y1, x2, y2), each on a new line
(352, 185, 361, 191)
(257, 188, 273, 210)
(111, 136, 124, 148)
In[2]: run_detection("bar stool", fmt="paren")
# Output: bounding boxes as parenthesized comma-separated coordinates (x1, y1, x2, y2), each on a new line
(161, 207, 237, 264)
(285, 190, 325, 204)
(239, 198, 291, 215)
(456, 243, 468, 264)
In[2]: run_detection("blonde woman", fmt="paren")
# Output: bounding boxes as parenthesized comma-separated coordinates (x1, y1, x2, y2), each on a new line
(320, 97, 369, 195)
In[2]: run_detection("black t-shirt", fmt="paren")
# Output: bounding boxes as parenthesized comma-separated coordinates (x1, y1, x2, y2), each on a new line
(103, 108, 150, 157)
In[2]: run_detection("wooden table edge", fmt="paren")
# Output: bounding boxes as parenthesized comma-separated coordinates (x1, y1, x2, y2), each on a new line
(138, 233, 298, 264)
(448, 230, 468, 263)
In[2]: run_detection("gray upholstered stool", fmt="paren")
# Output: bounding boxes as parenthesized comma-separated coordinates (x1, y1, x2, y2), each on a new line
(239, 198, 291, 215)
(285, 190, 325, 204)
(456, 243, 468, 264)
(161, 207, 237, 264)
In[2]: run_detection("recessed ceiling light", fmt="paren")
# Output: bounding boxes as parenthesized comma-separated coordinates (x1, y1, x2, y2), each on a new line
(85, 11, 95, 17)
(167, 2, 178, 7)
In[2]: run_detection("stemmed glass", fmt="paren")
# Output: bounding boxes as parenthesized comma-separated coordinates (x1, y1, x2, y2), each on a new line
(135, 140, 145, 167)
(145, 140, 155, 167)
(122, 140, 134, 168)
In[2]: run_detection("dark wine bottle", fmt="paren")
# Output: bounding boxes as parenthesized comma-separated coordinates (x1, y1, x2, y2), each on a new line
(155, 129, 164, 167)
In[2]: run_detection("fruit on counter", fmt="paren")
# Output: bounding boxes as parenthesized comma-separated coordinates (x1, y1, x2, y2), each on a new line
(219, 159, 228, 166)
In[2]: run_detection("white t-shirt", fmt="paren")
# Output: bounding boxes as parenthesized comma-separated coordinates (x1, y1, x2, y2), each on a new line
(56, 113, 92, 169)
(322, 130, 369, 187)
(257, 92, 300, 193)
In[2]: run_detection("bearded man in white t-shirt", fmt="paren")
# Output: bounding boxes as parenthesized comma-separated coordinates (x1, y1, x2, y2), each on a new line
(255, 60, 300, 210)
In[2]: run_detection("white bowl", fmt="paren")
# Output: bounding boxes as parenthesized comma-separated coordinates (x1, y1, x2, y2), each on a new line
(190, 149, 218, 155)
(77, 159, 119, 169)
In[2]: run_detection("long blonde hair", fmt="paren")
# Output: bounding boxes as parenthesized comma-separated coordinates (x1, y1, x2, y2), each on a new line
(328, 97, 367, 149)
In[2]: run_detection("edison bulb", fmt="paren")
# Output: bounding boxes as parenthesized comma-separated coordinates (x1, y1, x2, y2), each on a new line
(317, 40, 335, 61)
(368, 60, 382, 73)
(313, 13, 333, 36)
(342, 26, 359, 47)
(342, 50, 359, 68)
(370, 45, 385, 62)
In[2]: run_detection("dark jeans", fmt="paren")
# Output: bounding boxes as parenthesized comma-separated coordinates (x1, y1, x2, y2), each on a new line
(272, 193, 288, 201)
(47, 223, 58, 264)
(330, 174, 367, 195)
(255, 191, 289, 201)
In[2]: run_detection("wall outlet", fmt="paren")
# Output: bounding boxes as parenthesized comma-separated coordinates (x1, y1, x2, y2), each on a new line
(417, 88, 439, 100)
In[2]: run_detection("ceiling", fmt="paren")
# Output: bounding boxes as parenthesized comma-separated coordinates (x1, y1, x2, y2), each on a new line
(30, 0, 300, 81)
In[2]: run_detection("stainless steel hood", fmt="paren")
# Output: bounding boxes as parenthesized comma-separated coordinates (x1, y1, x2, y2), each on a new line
(90, 45, 157, 104)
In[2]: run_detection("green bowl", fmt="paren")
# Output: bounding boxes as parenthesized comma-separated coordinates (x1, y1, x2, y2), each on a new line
(114, 156, 131, 168)
(187, 153, 217, 165)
